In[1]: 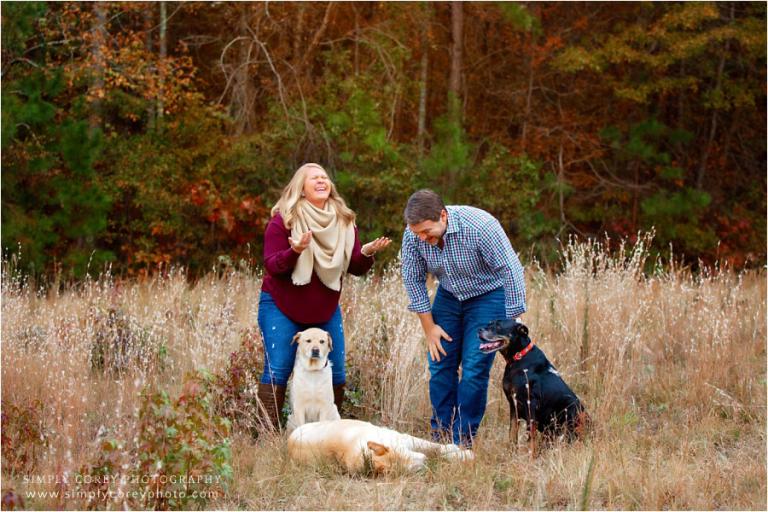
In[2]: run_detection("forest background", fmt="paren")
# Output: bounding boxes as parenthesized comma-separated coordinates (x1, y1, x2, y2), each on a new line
(2, 1, 766, 278)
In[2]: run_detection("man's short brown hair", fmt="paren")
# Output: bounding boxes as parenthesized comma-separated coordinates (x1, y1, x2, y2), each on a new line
(404, 189, 445, 225)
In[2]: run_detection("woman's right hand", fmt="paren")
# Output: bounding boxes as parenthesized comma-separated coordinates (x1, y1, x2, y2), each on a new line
(288, 231, 313, 253)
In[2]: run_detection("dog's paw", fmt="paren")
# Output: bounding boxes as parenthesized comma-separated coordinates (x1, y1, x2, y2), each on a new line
(442, 446, 475, 462)
(407, 451, 428, 472)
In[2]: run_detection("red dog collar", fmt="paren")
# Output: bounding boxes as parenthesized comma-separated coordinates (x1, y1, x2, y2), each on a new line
(513, 340, 535, 361)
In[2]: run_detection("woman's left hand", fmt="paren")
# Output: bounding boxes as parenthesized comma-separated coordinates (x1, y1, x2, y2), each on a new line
(361, 237, 392, 257)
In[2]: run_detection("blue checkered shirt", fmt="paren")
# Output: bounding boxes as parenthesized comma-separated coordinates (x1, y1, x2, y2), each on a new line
(401, 205, 526, 319)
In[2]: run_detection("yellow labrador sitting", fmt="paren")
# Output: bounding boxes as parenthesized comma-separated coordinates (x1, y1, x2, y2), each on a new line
(288, 419, 475, 474)
(286, 328, 340, 433)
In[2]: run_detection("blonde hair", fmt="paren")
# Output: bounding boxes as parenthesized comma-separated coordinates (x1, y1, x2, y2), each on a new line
(271, 163, 356, 228)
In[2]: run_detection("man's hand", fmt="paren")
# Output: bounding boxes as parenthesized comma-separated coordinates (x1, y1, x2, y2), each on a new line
(288, 231, 312, 253)
(425, 324, 453, 362)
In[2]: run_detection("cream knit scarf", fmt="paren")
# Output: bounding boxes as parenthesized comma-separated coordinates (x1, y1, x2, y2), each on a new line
(291, 201, 354, 291)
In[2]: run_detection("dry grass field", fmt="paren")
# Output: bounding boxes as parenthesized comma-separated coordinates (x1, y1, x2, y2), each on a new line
(1, 237, 766, 510)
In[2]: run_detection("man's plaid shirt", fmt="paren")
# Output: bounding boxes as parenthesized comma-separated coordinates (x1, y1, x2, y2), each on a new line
(400, 205, 526, 319)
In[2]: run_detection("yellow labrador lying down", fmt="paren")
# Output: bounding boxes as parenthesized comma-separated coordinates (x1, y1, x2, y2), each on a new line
(288, 419, 474, 473)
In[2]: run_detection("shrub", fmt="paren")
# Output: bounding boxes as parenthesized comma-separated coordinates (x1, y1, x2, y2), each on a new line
(89, 307, 168, 377)
(78, 370, 233, 510)
(1, 490, 25, 511)
(77, 430, 134, 510)
(0, 399, 49, 476)
(213, 328, 265, 436)
(135, 370, 232, 510)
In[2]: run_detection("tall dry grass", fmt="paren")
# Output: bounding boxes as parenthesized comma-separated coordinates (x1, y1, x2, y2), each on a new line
(1, 237, 765, 510)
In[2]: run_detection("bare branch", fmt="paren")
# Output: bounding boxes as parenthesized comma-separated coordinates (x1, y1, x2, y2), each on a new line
(256, 39, 292, 123)
(281, 58, 312, 132)
(587, 160, 654, 191)
(298, 2, 334, 70)
(140, 3, 185, 35)
(216, 35, 250, 105)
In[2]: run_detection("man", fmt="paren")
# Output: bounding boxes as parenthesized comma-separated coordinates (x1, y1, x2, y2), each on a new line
(400, 189, 526, 447)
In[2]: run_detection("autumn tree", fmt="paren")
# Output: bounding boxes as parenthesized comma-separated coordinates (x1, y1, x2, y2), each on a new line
(2, 1, 764, 276)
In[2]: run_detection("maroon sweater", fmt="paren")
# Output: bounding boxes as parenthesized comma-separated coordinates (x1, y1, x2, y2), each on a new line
(261, 213, 374, 324)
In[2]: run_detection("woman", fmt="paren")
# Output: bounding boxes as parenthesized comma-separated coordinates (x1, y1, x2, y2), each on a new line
(257, 163, 390, 430)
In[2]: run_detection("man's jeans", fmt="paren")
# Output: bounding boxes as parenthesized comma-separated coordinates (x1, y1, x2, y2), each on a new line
(429, 286, 505, 446)
(257, 291, 346, 386)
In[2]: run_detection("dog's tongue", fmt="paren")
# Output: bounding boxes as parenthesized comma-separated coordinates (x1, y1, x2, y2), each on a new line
(479, 341, 502, 352)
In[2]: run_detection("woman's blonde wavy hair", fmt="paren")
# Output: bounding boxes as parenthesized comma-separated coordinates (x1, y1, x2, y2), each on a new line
(271, 163, 356, 228)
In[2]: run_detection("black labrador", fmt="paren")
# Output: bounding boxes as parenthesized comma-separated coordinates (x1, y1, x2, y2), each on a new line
(479, 319, 589, 452)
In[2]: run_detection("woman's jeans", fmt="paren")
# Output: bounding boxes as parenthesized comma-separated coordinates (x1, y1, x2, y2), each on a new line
(257, 291, 346, 386)
(429, 286, 506, 446)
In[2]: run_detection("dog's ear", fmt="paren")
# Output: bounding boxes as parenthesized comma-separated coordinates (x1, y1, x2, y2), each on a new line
(324, 331, 333, 350)
(291, 333, 302, 345)
(367, 441, 390, 457)
(516, 323, 529, 336)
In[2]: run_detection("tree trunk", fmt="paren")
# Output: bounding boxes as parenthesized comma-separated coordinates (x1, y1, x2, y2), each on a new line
(89, 1, 107, 130)
(520, 4, 540, 153)
(353, 4, 360, 76)
(448, 1, 463, 112)
(157, 1, 167, 123)
(417, 4, 431, 158)
(520, 50, 534, 153)
(293, 3, 306, 61)
(231, 3, 257, 135)
(558, 142, 567, 230)
(446, 1, 464, 192)
(696, 2, 734, 189)
(144, 5, 155, 130)
(631, 161, 639, 231)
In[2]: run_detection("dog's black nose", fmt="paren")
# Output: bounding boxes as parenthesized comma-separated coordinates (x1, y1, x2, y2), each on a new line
(311, 348, 320, 357)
